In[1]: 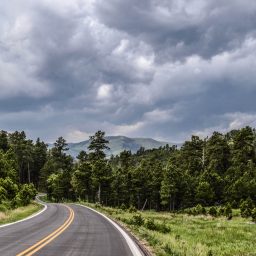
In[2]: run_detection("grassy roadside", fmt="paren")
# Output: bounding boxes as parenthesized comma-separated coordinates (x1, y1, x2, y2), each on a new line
(79, 202, 256, 256)
(0, 202, 43, 226)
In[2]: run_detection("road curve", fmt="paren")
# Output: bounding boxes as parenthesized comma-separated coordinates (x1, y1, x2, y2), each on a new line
(0, 202, 144, 256)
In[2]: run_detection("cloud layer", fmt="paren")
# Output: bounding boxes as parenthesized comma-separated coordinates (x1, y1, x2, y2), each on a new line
(0, 0, 255, 142)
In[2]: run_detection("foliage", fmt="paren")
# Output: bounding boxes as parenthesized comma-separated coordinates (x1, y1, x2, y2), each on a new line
(251, 208, 256, 222)
(131, 214, 144, 226)
(208, 206, 218, 217)
(224, 203, 233, 219)
(0, 203, 43, 225)
(128, 205, 137, 213)
(42, 126, 256, 213)
(194, 204, 206, 215)
(82, 202, 256, 256)
(0, 127, 255, 221)
(14, 184, 37, 207)
(240, 198, 254, 218)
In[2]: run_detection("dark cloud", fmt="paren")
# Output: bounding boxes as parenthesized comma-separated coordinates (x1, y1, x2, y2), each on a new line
(94, 0, 256, 60)
(0, 0, 255, 143)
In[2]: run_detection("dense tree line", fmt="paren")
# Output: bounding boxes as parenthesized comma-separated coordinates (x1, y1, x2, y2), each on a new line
(46, 127, 256, 218)
(0, 131, 41, 210)
(1, 127, 255, 217)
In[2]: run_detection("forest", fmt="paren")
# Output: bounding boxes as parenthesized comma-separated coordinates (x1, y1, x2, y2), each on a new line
(0, 127, 255, 219)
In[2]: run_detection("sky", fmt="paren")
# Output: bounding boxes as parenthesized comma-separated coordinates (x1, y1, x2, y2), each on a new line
(0, 0, 256, 143)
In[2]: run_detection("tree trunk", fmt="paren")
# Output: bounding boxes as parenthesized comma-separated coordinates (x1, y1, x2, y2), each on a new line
(98, 184, 101, 203)
(28, 162, 31, 183)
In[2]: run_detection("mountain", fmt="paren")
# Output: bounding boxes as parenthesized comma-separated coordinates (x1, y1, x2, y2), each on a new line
(66, 136, 176, 158)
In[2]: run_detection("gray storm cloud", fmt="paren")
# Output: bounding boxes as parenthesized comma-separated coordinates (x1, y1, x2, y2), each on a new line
(0, 0, 255, 142)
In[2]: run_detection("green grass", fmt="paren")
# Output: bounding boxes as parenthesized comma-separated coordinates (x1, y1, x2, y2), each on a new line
(0, 202, 43, 225)
(80, 202, 256, 256)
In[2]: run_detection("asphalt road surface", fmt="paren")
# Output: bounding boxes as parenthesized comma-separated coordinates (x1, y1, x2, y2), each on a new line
(0, 202, 144, 256)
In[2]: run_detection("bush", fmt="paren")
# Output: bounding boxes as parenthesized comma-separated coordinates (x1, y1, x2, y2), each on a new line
(158, 221, 171, 233)
(183, 208, 193, 215)
(241, 208, 251, 218)
(208, 206, 218, 217)
(131, 214, 144, 226)
(0, 204, 7, 212)
(128, 205, 137, 213)
(144, 218, 171, 233)
(251, 208, 256, 222)
(218, 207, 225, 216)
(0, 178, 18, 201)
(95, 202, 102, 208)
(120, 203, 127, 211)
(194, 204, 206, 215)
(240, 198, 254, 218)
(231, 200, 238, 209)
(225, 203, 232, 219)
(144, 218, 157, 230)
(14, 184, 37, 207)
(0, 186, 7, 203)
(2, 200, 12, 210)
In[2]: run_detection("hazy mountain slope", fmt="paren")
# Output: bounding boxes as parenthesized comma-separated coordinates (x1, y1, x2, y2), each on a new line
(66, 136, 174, 158)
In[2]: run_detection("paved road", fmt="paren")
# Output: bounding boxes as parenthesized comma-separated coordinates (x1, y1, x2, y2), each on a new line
(0, 203, 144, 256)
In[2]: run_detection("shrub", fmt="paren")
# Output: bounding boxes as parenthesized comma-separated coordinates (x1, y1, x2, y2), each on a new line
(128, 205, 137, 213)
(208, 206, 218, 217)
(202, 206, 207, 215)
(251, 208, 256, 222)
(0, 204, 7, 212)
(183, 208, 193, 215)
(225, 203, 232, 219)
(144, 218, 171, 233)
(95, 202, 102, 208)
(144, 218, 157, 230)
(218, 207, 225, 216)
(0, 178, 18, 201)
(231, 200, 238, 209)
(0, 186, 7, 203)
(241, 208, 251, 218)
(14, 184, 37, 207)
(120, 203, 127, 211)
(131, 214, 144, 226)
(195, 204, 204, 215)
(184, 205, 208, 215)
(240, 198, 254, 218)
(158, 221, 171, 233)
(2, 200, 12, 210)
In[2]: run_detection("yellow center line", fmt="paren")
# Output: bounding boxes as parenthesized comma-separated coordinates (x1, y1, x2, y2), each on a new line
(16, 205, 74, 256)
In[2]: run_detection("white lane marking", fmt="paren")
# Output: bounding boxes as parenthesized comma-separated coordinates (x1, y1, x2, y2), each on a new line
(75, 204, 144, 256)
(0, 196, 47, 229)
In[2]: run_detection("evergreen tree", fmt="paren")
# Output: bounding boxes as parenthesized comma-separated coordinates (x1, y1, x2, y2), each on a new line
(88, 131, 110, 203)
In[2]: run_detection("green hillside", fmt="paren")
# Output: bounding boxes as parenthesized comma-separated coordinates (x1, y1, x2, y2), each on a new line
(67, 136, 174, 157)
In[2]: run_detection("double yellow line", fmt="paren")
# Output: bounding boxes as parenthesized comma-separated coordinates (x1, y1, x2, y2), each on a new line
(17, 205, 74, 256)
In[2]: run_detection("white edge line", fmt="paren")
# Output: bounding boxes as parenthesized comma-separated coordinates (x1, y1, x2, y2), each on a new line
(0, 196, 47, 229)
(75, 203, 144, 256)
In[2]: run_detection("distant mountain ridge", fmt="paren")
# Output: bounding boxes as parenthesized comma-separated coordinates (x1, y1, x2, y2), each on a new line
(66, 136, 175, 158)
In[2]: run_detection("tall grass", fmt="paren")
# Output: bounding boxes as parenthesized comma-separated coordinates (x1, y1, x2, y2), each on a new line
(0, 203, 43, 225)
(81, 202, 256, 256)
